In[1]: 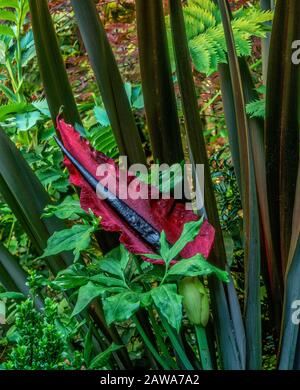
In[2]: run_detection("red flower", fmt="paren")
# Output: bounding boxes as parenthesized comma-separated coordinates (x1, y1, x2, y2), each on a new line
(56, 118, 215, 263)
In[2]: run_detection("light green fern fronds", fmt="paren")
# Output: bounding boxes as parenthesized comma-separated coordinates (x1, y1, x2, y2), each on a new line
(246, 98, 266, 119)
(166, 0, 273, 75)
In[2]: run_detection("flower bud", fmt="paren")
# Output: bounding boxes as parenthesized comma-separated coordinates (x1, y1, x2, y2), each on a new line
(179, 277, 209, 327)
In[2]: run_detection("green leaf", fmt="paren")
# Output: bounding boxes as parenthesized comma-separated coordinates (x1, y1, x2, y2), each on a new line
(97, 258, 124, 279)
(89, 343, 123, 369)
(0, 83, 17, 102)
(0, 25, 15, 37)
(43, 197, 84, 220)
(141, 253, 162, 261)
(167, 254, 229, 282)
(0, 10, 16, 22)
(29, 0, 81, 125)
(0, 40, 6, 64)
(90, 275, 127, 288)
(0, 292, 25, 300)
(166, 218, 204, 262)
(151, 284, 182, 332)
(0, 300, 5, 324)
(95, 246, 129, 281)
(0, 0, 19, 9)
(32, 99, 50, 117)
(103, 292, 140, 325)
(132, 93, 144, 110)
(72, 281, 105, 317)
(246, 98, 266, 119)
(159, 231, 170, 264)
(84, 325, 93, 366)
(140, 291, 152, 308)
(53, 264, 89, 290)
(39, 224, 94, 261)
(35, 167, 61, 186)
(94, 106, 110, 127)
(16, 110, 42, 131)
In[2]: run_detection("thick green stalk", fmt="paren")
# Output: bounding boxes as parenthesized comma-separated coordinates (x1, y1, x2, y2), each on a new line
(147, 309, 177, 369)
(195, 325, 213, 370)
(135, 0, 184, 165)
(133, 315, 171, 369)
(29, 0, 81, 125)
(159, 314, 194, 370)
(71, 0, 146, 165)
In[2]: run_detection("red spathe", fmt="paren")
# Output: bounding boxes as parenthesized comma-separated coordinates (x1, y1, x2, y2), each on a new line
(56, 118, 215, 263)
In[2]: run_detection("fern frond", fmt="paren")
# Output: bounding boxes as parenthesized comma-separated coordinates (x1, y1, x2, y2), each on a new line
(0, 24, 14, 37)
(0, 0, 19, 9)
(88, 126, 119, 159)
(0, 10, 16, 22)
(0, 102, 28, 121)
(179, 0, 274, 74)
(189, 0, 217, 13)
(189, 27, 227, 74)
(183, 4, 216, 39)
(246, 99, 266, 119)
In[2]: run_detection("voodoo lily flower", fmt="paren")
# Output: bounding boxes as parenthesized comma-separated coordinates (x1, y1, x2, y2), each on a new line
(56, 118, 215, 263)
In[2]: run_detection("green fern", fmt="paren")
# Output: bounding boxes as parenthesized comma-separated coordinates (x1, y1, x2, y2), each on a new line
(0, 102, 28, 121)
(246, 98, 265, 119)
(88, 125, 119, 159)
(166, 0, 273, 75)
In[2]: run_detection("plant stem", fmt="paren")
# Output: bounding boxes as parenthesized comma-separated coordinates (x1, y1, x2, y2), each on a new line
(16, 0, 24, 98)
(133, 257, 176, 368)
(195, 325, 213, 370)
(147, 309, 177, 369)
(159, 314, 194, 370)
(133, 315, 171, 370)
